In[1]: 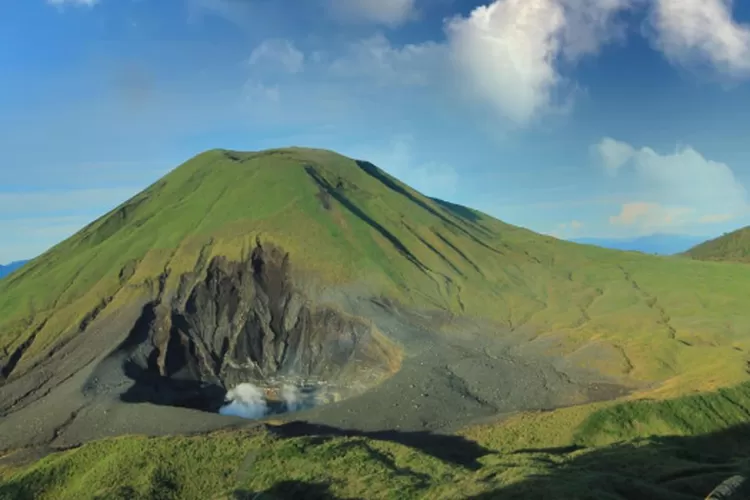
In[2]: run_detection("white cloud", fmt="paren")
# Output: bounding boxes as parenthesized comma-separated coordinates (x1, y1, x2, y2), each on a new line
(328, 0, 417, 27)
(328, 34, 445, 87)
(591, 137, 636, 175)
(236, 0, 637, 128)
(445, 0, 632, 125)
(593, 138, 749, 231)
(249, 39, 305, 74)
(271, 1, 635, 127)
(649, 0, 750, 78)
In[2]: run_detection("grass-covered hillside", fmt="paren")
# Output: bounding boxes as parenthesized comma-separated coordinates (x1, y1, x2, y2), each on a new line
(4, 147, 750, 498)
(3, 147, 750, 397)
(685, 226, 750, 264)
(5, 382, 750, 499)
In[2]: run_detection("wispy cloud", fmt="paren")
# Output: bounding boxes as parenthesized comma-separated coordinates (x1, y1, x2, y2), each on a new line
(327, 0, 418, 27)
(249, 39, 305, 74)
(328, 34, 445, 87)
(648, 0, 750, 78)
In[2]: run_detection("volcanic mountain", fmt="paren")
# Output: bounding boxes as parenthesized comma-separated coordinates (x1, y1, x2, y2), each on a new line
(2, 147, 750, 460)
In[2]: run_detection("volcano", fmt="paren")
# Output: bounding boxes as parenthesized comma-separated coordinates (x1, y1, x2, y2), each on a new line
(2, 148, 750, 455)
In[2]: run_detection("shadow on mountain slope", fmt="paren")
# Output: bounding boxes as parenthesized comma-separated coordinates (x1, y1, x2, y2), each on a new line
(430, 197, 483, 225)
(266, 420, 491, 470)
(5, 420, 750, 498)
(233, 481, 346, 500)
(120, 359, 227, 412)
(304, 165, 429, 273)
(468, 422, 750, 500)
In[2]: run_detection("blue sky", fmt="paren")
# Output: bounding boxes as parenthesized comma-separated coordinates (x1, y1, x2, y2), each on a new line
(1, 0, 750, 263)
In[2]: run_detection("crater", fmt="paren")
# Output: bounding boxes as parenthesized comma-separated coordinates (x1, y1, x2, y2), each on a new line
(114, 239, 402, 419)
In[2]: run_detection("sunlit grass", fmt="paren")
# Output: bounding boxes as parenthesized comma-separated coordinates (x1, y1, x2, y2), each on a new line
(5, 382, 750, 499)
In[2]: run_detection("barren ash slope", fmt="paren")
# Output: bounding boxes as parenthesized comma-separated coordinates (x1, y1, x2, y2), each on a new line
(5, 147, 750, 498)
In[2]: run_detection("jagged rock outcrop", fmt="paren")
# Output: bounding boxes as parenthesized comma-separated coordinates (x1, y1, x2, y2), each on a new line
(113, 240, 401, 411)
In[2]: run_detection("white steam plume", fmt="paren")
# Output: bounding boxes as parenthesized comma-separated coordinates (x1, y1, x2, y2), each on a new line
(281, 384, 302, 412)
(219, 383, 269, 419)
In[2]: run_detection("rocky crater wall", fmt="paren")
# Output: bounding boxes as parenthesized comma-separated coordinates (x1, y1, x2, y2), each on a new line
(112, 240, 402, 414)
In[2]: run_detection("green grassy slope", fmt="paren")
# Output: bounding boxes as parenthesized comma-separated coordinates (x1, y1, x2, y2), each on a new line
(685, 226, 750, 263)
(4, 147, 750, 398)
(4, 147, 750, 498)
(5, 382, 750, 499)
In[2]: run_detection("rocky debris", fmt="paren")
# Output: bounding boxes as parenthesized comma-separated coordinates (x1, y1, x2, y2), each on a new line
(116, 239, 401, 412)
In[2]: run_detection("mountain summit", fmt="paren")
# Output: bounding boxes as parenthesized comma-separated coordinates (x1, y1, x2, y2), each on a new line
(2, 148, 750, 454)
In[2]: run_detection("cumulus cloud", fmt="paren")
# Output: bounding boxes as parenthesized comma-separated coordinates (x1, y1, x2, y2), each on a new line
(593, 138, 749, 231)
(648, 0, 750, 78)
(233, 0, 748, 134)
(328, 0, 417, 27)
(445, 0, 632, 125)
(591, 137, 636, 175)
(301, 0, 636, 126)
(249, 39, 305, 74)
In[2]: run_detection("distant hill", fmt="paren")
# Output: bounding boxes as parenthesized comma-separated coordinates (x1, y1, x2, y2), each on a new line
(684, 226, 750, 263)
(572, 234, 707, 255)
(0, 260, 28, 279)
